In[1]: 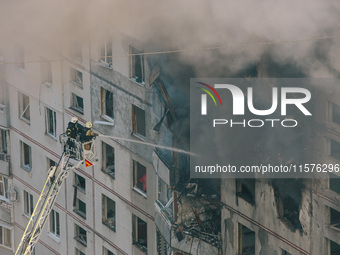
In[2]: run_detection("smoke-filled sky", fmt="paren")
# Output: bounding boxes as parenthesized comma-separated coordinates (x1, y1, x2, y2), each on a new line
(1, 0, 340, 76)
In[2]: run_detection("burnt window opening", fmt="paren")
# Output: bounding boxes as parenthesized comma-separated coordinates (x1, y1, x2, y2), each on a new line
(132, 214, 147, 253)
(130, 46, 145, 84)
(74, 224, 87, 247)
(18, 92, 30, 123)
(158, 176, 171, 206)
(71, 93, 84, 114)
(238, 223, 255, 255)
(102, 194, 116, 232)
(102, 142, 115, 178)
(70, 67, 83, 87)
(330, 139, 340, 160)
(100, 88, 114, 121)
(330, 240, 340, 255)
(133, 160, 147, 195)
(272, 180, 303, 232)
(132, 105, 146, 138)
(329, 174, 340, 195)
(331, 102, 340, 125)
(329, 207, 340, 231)
(236, 179, 255, 205)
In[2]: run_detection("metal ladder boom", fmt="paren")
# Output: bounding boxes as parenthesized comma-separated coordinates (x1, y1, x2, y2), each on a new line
(15, 155, 82, 255)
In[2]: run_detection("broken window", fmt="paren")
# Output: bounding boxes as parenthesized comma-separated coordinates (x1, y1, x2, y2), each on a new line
(18, 92, 30, 123)
(0, 176, 8, 201)
(329, 174, 340, 195)
(74, 173, 86, 192)
(75, 248, 85, 255)
(132, 214, 147, 253)
(70, 67, 83, 87)
(103, 247, 114, 255)
(24, 190, 33, 217)
(330, 139, 340, 160)
(0, 225, 12, 248)
(74, 198, 86, 219)
(101, 87, 114, 121)
(130, 46, 144, 83)
(71, 93, 84, 114)
(74, 224, 87, 247)
(133, 160, 147, 195)
(330, 102, 340, 125)
(16, 46, 25, 70)
(238, 223, 255, 255)
(99, 38, 112, 66)
(132, 105, 146, 138)
(330, 240, 340, 255)
(21, 141, 32, 171)
(45, 107, 57, 138)
(329, 207, 340, 231)
(102, 194, 116, 232)
(0, 129, 7, 160)
(158, 177, 171, 206)
(41, 58, 52, 86)
(102, 142, 115, 178)
(236, 179, 255, 205)
(49, 209, 60, 238)
(70, 42, 82, 62)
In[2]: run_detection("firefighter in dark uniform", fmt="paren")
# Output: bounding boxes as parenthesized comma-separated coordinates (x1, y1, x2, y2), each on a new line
(66, 117, 82, 156)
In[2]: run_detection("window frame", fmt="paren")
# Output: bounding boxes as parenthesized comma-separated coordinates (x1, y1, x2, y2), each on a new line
(74, 224, 87, 247)
(99, 38, 112, 67)
(75, 247, 86, 255)
(101, 142, 115, 178)
(102, 194, 116, 232)
(74, 173, 86, 193)
(18, 92, 30, 123)
(103, 246, 114, 255)
(129, 46, 145, 84)
(132, 214, 148, 253)
(45, 107, 57, 139)
(70, 93, 84, 114)
(0, 176, 9, 202)
(0, 129, 8, 161)
(0, 225, 12, 249)
(20, 141, 32, 172)
(70, 67, 83, 88)
(132, 160, 147, 196)
(23, 190, 33, 217)
(100, 87, 114, 122)
(49, 209, 60, 239)
(74, 198, 86, 219)
(132, 104, 146, 139)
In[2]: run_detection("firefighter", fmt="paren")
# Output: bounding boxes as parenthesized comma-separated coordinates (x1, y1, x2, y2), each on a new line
(66, 117, 82, 156)
(83, 122, 98, 150)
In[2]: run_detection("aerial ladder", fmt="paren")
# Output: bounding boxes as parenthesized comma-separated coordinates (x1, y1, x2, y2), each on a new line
(15, 134, 98, 255)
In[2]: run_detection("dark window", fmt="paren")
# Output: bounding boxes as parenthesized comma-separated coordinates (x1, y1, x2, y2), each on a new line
(130, 46, 144, 83)
(236, 179, 255, 205)
(102, 195, 116, 231)
(49, 209, 60, 237)
(74, 173, 86, 192)
(74, 224, 87, 247)
(238, 224, 255, 255)
(19, 92, 30, 122)
(70, 68, 83, 87)
(132, 105, 146, 137)
(132, 214, 147, 253)
(71, 93, 84, 114)
(133, 160, 147, 195)
(332, 103, 340, 125)
(21, 141, 32, 171)
(331, 140, 340, 160)
(102, 142, 115, 178)
(46, 108, 57, 138)
(24, 190, 33, 217)
(101, 88, 114, 120)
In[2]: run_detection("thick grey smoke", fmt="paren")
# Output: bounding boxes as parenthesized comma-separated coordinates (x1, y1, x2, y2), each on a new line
(1, 0, 340, 75)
